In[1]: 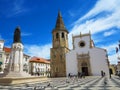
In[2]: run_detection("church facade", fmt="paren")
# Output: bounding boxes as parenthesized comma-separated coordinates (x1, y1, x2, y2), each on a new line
(66, 33, 110, 76)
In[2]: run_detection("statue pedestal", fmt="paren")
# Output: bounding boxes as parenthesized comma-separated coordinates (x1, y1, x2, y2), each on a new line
(5, 71, 31, 77)
(0, 76, 48, 85)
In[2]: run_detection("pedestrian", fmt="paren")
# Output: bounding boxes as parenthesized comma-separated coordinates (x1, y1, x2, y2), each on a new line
(103, 72, 105, 77)
(80, 72, 82, 78)
(101, 70, 104, 77)
(82, 72, 85, 78)
(109, 69, 112, 78)
(78, 72, 80, 78)
(68, 73, 71, 78)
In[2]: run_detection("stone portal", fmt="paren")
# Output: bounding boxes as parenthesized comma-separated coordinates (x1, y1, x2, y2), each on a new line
(77, 53, 92, 76)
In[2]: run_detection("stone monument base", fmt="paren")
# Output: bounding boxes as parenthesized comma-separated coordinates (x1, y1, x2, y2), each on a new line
(0, 76, 48, 85)
(0, 71, 49, 85)
(5, 71, 31, 77)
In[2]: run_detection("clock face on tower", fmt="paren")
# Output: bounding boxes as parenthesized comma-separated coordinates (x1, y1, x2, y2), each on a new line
(79, 41, 85, 47)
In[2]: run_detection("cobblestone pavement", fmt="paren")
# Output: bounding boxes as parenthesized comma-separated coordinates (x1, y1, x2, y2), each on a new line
(0, 75, 120, 90)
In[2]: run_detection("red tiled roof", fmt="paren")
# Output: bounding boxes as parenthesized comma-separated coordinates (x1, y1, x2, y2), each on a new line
(29, 56, 50, 64)
(3, 47, 11, 52)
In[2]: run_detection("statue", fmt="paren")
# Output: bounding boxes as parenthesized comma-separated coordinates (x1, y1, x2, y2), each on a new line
(13, 26, 21, 43)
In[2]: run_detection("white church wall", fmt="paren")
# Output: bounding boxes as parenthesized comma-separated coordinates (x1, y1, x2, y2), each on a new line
(76, 48, 89, 55)
(66, 33, 109, 76)
(90, 48, 109, 76)
(74, 35, 91, 50)
(66, 50, 78, 76)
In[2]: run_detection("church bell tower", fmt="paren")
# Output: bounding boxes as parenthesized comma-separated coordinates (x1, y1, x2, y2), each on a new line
(50, 11, 69, 77)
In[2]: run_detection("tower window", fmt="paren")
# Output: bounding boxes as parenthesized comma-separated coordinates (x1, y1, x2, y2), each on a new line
(56, 33, 59, 39)
(62, 32, 64, 38)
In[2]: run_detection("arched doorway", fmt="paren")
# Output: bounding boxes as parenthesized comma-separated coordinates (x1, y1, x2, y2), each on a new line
(77, 53, 92, 76)
(81, 62, 89, 76)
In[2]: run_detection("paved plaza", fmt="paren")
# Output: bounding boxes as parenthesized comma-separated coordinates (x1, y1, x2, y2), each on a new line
(0, 76, 120, 90)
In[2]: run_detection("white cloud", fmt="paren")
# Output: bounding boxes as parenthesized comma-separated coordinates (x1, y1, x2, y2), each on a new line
(70, 7, 120, 36)
(13, 0, 24, 11)
(67, 0, 120, 64)
(6, 0, 29, 17)
(21, 32, 32, 36)
(71, 0, 120, 35)
(97, 42, 119, 64)
(68, 10, 76, 17)
(103, 30, 116, 37)
(24, 43, 52, 59)
(108, 54, 118, 64)
(99, 43, 117, 55)
(75, 0, 120, 23)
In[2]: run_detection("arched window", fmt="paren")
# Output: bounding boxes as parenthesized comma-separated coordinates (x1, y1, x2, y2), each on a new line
(56, 33, 59, 39)
(62, 32, 64, 38)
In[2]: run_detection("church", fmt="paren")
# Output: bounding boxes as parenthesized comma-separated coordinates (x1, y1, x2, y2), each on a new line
(66, 32, 110, 76)
(50, 11, 110, 77)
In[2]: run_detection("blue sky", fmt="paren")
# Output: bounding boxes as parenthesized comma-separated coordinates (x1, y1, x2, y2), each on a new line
(0, 0, 120, 64)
